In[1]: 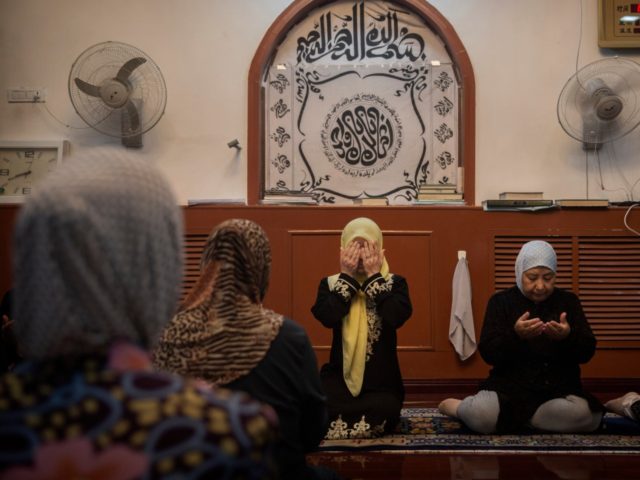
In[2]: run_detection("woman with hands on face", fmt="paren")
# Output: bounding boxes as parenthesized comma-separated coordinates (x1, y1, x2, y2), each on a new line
(311, 217, 412, 439)
(439, 240, 603, 434)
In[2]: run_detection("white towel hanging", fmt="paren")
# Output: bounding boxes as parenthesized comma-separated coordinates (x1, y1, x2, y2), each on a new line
(449, 256, 477, 361)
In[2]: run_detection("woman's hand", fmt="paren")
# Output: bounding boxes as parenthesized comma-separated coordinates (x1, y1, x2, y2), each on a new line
(514, 311, 545, 339)
(543, 312, 571, 340)
(340, 241, 361, 277)
(362, 240, 384, 277)
(1, 314, 12, 331)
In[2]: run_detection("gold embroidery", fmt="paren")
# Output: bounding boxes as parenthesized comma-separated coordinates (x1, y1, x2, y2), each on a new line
(365, 302, 382, 361)
(364, 275, 393, 297)
(325, 414, 386, 439)
(333, 278, 354, 301)
(364, 275, 394, 361)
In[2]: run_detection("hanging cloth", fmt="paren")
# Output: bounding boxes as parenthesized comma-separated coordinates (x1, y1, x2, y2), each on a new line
(449, 256, 476, 360)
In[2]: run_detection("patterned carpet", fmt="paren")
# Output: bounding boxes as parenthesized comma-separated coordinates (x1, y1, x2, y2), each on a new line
(318, 407, 640, 454)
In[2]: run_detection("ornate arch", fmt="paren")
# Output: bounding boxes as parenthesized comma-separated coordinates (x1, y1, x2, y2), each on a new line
(248, 0, 475, 205)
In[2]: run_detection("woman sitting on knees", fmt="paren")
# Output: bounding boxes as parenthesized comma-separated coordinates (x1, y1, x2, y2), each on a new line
(311, 217, 412, 439)
(154, 219, 335, 480)
(0, 154, 276, 479)
(439, 240, 603, 434)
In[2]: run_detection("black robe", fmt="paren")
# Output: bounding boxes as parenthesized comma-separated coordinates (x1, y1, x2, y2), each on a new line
(478, 286, 603, 433)
(311, 272, 411, 437)
(225, 319, 328, 480)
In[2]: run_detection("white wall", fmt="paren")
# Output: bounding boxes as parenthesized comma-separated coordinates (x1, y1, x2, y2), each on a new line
(2, 0, 640, 204)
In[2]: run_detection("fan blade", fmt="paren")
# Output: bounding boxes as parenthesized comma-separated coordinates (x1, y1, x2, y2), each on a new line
(116, 57, 147, 83)
(74, 78, 101, 98)
(124, 100, 141, 135)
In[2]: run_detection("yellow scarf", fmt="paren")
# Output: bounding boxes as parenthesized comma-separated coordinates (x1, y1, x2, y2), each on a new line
(328, 217, 390, 397)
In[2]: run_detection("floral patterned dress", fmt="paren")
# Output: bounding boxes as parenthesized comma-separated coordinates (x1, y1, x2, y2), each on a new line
(0, 342, 277, 480)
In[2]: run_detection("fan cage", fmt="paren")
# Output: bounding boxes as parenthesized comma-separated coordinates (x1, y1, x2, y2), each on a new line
(557, 57, 640, 145)
(68, 41, 167, 138)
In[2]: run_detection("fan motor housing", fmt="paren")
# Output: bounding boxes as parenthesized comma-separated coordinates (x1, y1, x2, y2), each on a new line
(99, 80, 130, 108)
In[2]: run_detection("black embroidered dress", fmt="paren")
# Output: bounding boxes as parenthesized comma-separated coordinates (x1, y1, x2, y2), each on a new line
(311, 272, 411, 439)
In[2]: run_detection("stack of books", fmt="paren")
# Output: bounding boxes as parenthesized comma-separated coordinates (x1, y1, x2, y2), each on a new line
(415, 184, 464, 205)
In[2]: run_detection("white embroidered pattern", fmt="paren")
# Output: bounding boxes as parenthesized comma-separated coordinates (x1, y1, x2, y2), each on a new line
(364, 275, 394, 360)
(365, 299, 382, 361)
(324, 414, 386, 439)
(364, 275, 393, 297)
(333, 278, 354, 301)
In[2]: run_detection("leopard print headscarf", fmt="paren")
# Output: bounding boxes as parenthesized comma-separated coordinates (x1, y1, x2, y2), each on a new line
(154, 219, 283, 385)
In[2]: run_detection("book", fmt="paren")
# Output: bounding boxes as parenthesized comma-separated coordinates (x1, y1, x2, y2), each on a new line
(499, 191, 544, 200)
(260, 194, 317, 205)
(187, 198, 246, 206)
(417, 192, 464, 200)
(483, 199, 556, 212)
(419, 184, 458, 193)
(555, 199, 609, 208)
(414, 199, 465, 205)
(353, 197, 388, 206)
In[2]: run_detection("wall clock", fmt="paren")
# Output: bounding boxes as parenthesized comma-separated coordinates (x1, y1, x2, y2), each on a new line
(0, 140, 67, 204)
(598, 0, 640, 48)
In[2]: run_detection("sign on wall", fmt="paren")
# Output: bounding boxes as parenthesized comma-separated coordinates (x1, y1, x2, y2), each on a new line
(265, 0, 459, 204)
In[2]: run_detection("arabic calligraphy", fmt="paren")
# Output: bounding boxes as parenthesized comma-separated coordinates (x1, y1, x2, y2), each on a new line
(272, 154, 291, 174)
(434, 71, 453, 92)
(296, 1, 426, 64)
(269, 74, 290, 93)
(322, 93, 402, 178)
(270, 99, 290, 118)
(434, 123, 454, 144)
(434, 97, 454, 116)
(270, 126, 291, 147)
(436, 151, 454, 169)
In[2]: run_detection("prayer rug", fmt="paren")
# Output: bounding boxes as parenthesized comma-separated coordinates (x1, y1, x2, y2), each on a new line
(317, 407, 640, 454)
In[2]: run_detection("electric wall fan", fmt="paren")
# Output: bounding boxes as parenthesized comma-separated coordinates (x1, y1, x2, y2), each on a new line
(557, 57, 640, 150)
(68, 41, 167, 148)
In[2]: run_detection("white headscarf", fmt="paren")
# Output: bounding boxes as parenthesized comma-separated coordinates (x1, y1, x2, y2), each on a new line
(515, 240, 557, 293)
(12, 149, 183, 359)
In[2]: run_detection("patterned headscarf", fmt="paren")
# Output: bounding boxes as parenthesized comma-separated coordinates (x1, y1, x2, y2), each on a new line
(515, 240, 557, 292)
(12, 149, 183, 359)
(328, 217, 389, 396)
(154, 219, 283, 385)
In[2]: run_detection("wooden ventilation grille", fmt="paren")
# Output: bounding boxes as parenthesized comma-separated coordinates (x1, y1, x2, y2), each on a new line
(494, 235, 640, 349)
(578, 237, 640, 348)
(181, 233, 209, 302)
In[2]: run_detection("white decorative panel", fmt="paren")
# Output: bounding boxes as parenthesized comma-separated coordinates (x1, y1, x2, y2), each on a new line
(264, 0, 460, 204)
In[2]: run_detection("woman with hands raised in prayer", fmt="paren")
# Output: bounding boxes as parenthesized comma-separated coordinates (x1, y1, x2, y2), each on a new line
(311, 217, 412, 439)
(439, 240, 603, 434)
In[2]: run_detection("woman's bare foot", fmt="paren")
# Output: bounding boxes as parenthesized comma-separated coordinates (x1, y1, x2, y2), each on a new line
(604, 392, 640, 417)
(438, 398, 462, 417)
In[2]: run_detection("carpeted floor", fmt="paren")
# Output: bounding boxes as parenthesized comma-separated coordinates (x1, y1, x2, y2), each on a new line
(318, 407, 640, 454)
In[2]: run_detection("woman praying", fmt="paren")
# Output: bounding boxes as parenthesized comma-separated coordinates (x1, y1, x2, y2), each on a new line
(311, 217, 412, 439)
(439, 240, 603, 434)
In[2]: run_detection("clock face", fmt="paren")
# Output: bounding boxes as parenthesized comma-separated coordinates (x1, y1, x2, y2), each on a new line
(0, 146, 61, 201)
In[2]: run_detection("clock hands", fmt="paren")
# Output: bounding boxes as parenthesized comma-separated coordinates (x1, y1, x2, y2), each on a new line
(0, 169, 32, 188)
